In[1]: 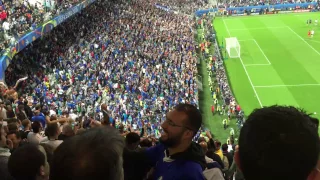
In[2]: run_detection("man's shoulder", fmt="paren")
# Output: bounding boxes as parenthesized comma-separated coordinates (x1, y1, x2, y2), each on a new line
(178, 161, 205, 179)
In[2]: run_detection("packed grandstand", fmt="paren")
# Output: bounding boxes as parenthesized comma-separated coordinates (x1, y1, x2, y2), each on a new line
(0, 0, 319, 180)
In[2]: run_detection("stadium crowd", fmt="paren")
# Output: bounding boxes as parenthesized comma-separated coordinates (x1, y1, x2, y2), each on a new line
(0, 0, 82, 53)
(0, 0, 318, 180)
(217, 0, 318, 8)
(4, 0, 199, 136)
(155, 0, 211, 14)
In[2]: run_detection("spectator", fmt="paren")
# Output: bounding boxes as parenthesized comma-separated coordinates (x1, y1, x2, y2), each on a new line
(236, 106, 320, 180)
(0, 124, 12, 180)
(21, 119, 31, 140)
(125, 132, 140, 150)
(27, 121, 44, 145)
(226, 145, 244, 180)
(7, 122, 18, 132)
(222, 143, 233, 170)
(41, 123, 62, 151)
(16, 104, 28, 121)
(6, 131, 26, 153)
(126, 104, 206, 180)
(215, 140, 223, 160)
(0, 102, 7, 120)
(204, 132, 224, 169)
(58, 123, 74, 141)
(101, 113, 110, 127)
(199, 141, 221, 169)
(32, 111, 46, 128)
(50, 127, 124, 180)
(199, 141, 225, 180)
(123, 132, 151, 180)
(8, 144, 49, 180)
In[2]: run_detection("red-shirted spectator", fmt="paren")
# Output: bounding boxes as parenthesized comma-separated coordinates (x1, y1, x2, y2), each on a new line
(211, 105, 215, 115)
(0, 10, 7, 21)
(236, 105, 241, 113)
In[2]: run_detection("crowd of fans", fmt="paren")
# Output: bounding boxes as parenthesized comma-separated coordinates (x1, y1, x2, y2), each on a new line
(155, 0, 211, 14)
(0, 0, 82, 53)
(217, 0, 318, 8)
(214, 0, 318, 8)
(0, 0, 318, 180)
(4, 0, 199, 137)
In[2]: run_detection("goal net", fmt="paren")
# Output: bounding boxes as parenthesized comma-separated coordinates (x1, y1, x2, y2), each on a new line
(225, 37, 240, 58)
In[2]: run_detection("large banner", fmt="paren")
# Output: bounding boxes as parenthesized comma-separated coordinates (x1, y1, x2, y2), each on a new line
(0, 0, 96, 83)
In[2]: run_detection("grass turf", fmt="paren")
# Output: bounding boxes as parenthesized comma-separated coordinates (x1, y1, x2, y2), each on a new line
(211, 12, 320, 133)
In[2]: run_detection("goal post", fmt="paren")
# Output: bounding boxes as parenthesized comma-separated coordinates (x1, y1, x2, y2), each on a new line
(225, 37, 240, 58)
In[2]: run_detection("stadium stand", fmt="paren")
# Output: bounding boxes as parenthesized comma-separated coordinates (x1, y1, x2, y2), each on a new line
(0, 0, 82, 53)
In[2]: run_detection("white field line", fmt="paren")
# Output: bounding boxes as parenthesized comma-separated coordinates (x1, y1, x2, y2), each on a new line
(252, 39, 271, 65)
(222, 18, 263, 107)
(239, 39, 271, 66)
(229, 26, 286, 31)
(254, 84, 320, 88)
(286, 26, 320, 56)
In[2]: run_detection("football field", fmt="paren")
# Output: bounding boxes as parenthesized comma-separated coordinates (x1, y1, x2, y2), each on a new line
(214, 12, 320, 122)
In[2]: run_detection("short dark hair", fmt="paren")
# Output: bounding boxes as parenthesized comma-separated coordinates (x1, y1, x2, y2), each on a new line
(7, 131, 21, 139)
(239, 106, 319, 180)
(7, 122, 18, 132)
(140, 138, 152, 148)
(45, 123, 59, 137)
(32, 121, 41, 133)
(8, 144, 45, 180)
(174, 104, 202, 134)
(125, 132, 140, 145)
(215, 141, 221, 148)
(50, 127, 124, 180)
(221, 143, 228, 151)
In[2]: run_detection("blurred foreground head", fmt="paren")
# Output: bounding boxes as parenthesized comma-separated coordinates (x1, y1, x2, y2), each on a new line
(237, 105, 319, 180)
(50, 127, 124, 180)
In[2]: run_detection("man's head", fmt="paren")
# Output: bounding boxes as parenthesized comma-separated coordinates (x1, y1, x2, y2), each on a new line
(22, 119, 31, 129)
(7, 131, 21, 149)
(7, 122, 18, 132)
(62, 124, 74, 137)
(221, 143, 228, 152)
(125, 132, 140, 150)
(50, 127, 124, 180)
(8, 144, 48, 180)
(160, 104, 202, 148)
(32, 121, 42, 134)
(46, 123, 60, 139)
(215, 141, 221, 149)
(199, 141, 208, 153)
(236, 106, 319, 180)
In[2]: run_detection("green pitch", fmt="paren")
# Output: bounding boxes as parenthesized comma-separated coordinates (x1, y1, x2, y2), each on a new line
(213, 12, 320, 129)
